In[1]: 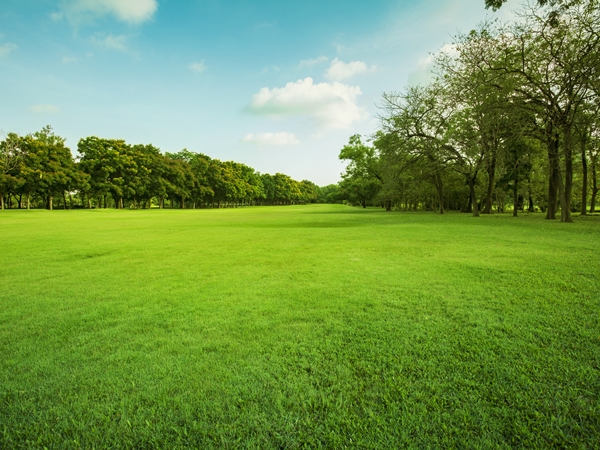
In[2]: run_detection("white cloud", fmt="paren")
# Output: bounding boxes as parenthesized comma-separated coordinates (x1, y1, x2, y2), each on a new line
(61, 0, 157, 25)
(325, 58, 375, 81)
(261, 65, 280, 74)
(299, 56, 328, 67)
(439, 43, 458, 58)
(0, 43, 17, 58)
(30, 104, 61, 114)
(61, 56, 77, 63)
(242, 132, 300, 146)
(248, 77, 367, 130)
(91, 34, 128, 51)
(407, 44, 457, 86)
(50, 12, 64, 21)
(189, 61, 207, 73)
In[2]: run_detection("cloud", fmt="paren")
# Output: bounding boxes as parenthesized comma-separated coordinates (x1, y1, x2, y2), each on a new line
(407, 44, 457, 86)
(407, 55, 434, 86)
(325, 58, 374, 81)
(50, 12, 64, 21)
(261, 65, 280, 74)
(30, 104, 61, 114)
(299, 56, 328, 67)
(61, 56, 77, 63)
(248, 77, 367, 130)
(61, 0, 158, 25)
(0, 43, 17, 58)
(91, 34, 128, 51)
(189, 61, 207, 73)
(242, 132, 300, 146)
(254, 21, 276, 30)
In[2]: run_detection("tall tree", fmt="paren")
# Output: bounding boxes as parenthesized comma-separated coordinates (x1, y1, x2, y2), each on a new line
(0, 133, 23, 210)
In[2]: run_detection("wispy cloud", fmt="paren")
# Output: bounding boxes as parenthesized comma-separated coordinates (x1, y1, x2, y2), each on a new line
(30, 104, 60, 114)
(61, 56, 77, 63)
(91, 33, 128, 51)
(261, 65, 280, 74)
(50, 12, 64, 21)
(0, 42, 17, 58)
(248, 77, 367, 130)
(299, 56, 328, 67)
(407, 44, 457, 86)
(254, 21, 276, 30)
(59, 0, 158, 25)
(325, 58, 375, 81)
(189, 61, 207, 73)
(242, 132, 300, 146)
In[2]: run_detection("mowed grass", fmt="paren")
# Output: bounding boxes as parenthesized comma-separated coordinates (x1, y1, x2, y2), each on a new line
(1, 205, 599, 448)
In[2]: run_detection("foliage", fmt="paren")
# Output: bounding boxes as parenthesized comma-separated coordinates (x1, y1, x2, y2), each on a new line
(1, 129, 316, 210)
(335, 1, 600, 221)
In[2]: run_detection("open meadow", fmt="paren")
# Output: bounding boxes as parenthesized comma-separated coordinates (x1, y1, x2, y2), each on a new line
(1, 204, 599, 448)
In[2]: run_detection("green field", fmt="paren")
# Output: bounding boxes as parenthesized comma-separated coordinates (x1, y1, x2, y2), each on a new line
(1, 205, 599, 448)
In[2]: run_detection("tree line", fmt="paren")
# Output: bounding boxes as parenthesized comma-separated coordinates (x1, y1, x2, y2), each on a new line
(333, 0, 600, 222)
(0, 127, 320, 210)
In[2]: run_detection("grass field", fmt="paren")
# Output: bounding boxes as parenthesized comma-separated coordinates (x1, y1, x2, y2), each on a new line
(1, 205, 599, 448)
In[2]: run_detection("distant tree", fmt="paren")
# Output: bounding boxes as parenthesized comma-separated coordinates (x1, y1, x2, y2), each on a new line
(338, 135, 383, 208)
(317, 184, 342, 203)
(0, 133, 23, 210)
(21, 126, 76, 210)
(299, 180, 319, 203)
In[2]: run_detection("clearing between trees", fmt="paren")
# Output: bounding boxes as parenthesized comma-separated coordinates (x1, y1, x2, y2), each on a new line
(1, 205, 598, 448)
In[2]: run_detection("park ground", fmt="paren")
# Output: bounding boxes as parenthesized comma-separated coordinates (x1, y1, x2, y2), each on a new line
(1, 205, 599, 448)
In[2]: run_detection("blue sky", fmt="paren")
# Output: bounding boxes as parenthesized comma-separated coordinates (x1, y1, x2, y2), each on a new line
(0, 0, 519, 185)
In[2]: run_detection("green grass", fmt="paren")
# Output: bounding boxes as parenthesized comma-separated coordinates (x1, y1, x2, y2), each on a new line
(1, 205, 599, 448)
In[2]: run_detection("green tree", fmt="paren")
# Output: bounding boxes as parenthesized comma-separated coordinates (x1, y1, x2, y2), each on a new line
(21, 126, 76, 210)
(0, 133, 24, 210)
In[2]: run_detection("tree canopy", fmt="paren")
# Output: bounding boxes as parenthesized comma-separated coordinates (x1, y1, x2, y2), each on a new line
(335, 1, 600, 221)
(0, 128, 318, 210)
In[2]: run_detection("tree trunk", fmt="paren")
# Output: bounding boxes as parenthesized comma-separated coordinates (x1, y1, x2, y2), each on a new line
(513, 179, 518, 217)
(435, 172, 444, 214)
(581, 132, 588, 216)
(181, 196, 185, 209)
(18, 194, 22, 209)
(63, 191, 68, 210)
(48, 195, 53, 211)
(546, 131, 559, 220)
(0, 191, 4, 210)
(468, 176, 479, 217)
(27, 192, 30, 210)
(560, 127, 573, 222)
(590, 153, 598, 214)
(483, 155, 496, 214)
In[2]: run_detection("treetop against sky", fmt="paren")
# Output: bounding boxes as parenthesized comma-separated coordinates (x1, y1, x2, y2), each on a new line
(0, 0, 519, 185)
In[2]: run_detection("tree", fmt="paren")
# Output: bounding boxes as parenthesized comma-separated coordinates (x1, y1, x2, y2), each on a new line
(0, 133, 23, 210)
(489, 4, 600, 221)
(339, 135, 384, 208)
(21, 127, 76, 210)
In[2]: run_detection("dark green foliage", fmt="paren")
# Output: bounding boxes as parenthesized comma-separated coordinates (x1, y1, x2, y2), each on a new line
(336, 2, 600, 219)
(1, 128, 315, 210)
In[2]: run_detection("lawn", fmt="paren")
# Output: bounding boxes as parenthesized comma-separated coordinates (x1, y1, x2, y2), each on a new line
(1, 205, 599, 448)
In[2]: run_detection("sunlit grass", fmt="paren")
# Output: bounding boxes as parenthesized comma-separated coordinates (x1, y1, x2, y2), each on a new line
(1, 205, 599, 448)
